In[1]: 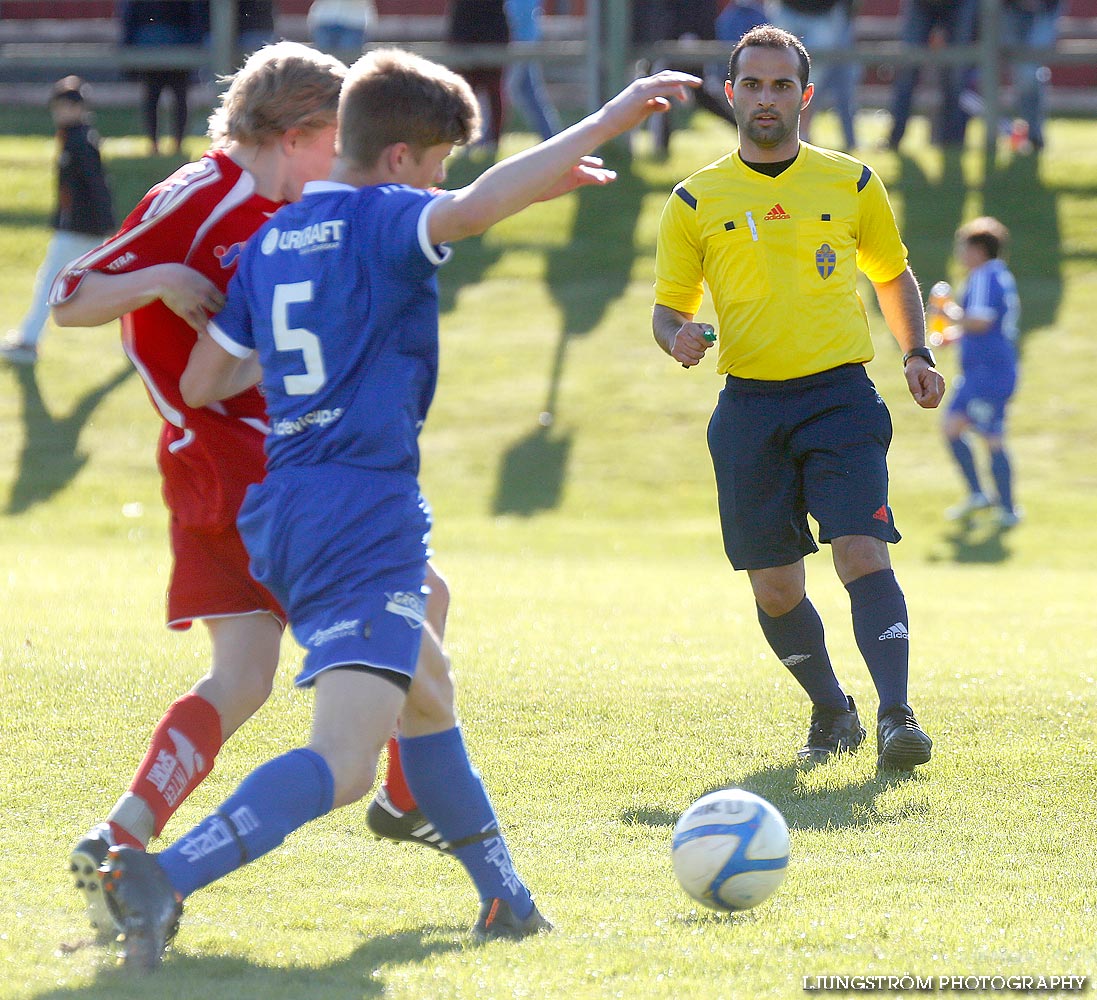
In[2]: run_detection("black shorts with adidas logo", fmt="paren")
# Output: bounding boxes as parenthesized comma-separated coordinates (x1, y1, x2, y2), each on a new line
(706, 362, 901, 571)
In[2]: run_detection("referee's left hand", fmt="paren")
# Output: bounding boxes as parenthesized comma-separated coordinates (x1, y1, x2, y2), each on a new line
(905, 358, 946, 408)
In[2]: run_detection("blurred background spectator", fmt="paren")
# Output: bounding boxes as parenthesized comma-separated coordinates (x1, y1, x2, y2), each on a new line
(1, 76, 115, 366)
(447, 0, 510, 156)
(716, 0, 767, 47)
(505, 0, 561, 139)
(884, 0, 979, 150)
(307, 0, 377, 54)
(118, 0, 205, 156)
(767, 0, 860, 150)
(633, 0, 738, 156)
(1000, 0, 1064, 152)
(236, 0, 277, 52)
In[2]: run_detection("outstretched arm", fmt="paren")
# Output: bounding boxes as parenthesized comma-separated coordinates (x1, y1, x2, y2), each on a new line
(872, 267, 946, 409)
(534, 156, 617, 202)
(428, 70, 700, 245)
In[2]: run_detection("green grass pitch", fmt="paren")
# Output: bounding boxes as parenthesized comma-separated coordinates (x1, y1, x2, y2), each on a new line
(1, 104, 1095, 999)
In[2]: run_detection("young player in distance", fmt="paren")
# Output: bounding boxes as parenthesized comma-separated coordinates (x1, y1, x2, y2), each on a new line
(932, 216, 1022, 528)
(652, 26, 945, 771)
(2, 76, 115, 366)
(91, 48, 699, 970)
(50, 41, 444, 940)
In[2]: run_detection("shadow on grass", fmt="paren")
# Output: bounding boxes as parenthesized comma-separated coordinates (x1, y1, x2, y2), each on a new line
(544, 153, 646, 338)
(5, 360, 134, 514)
(622, 764, 928, 835)
(0, 206, 56, 228)
(492, 423, 573, 516)
(437, 153, 505, 317)
(926, 515, 1015, 565)
(895, 144, 1062, 358)
(894, 146, 969, 297)
(492, 158, 648, 515)
(39, 926, 463, 1000)
(982, 151, 1062, 347)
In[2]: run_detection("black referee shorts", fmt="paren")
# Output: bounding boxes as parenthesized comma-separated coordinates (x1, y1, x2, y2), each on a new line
(706, 363, 901, 571)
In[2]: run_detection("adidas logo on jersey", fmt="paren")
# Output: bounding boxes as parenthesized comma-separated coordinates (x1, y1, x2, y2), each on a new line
(764, 203, 791, 221)
(878, 623, 909, 641)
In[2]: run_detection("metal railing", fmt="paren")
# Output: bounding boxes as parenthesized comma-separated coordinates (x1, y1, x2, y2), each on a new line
(1, 0, 1093, 171)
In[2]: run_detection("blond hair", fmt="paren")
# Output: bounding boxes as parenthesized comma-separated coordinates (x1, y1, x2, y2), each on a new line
(338, 48, 480, 169)
(208, 41, 346, 147)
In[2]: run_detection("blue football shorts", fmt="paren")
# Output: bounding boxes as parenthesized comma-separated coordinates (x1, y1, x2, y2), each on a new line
(706, 363, 901, 571)
(947, 370, 1016, 437)
(237, 464, 432, 687)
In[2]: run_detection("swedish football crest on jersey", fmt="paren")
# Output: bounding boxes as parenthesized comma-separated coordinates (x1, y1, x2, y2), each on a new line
(815, 243, 836, 279)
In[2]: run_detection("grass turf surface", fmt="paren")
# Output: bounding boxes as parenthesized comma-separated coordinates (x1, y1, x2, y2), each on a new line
(1, 106, 1095, 998)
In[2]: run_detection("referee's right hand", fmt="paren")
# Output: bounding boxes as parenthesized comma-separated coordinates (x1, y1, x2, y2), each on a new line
(671, 322, 716, 369)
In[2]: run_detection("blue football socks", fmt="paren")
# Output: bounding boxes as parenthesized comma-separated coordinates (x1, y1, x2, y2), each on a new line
(949, 437, 984, 496)
(757, 596, 849, 710)
(846, 569, 909, 717)
(158, 747, 334, 898)
(399, 727, 533, 919)
(990, 448, 1015, 511)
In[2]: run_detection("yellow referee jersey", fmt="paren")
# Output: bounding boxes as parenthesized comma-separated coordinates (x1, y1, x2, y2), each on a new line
(655, 142, 910, 380)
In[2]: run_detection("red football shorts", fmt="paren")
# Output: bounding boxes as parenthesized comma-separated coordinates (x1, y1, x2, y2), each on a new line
(166, 516, 284, 630)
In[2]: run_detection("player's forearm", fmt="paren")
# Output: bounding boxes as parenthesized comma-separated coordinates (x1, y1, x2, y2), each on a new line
(961, 315, 992, 335)
(873, 267, 927, 354)
(436, 118, 623, 243)
(431, 70, 699, 244)
(653, 303, 692, 356)
(52, 267, 176, 327)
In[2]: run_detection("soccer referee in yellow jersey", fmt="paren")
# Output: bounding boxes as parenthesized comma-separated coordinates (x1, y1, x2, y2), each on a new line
(653, 25, 946, 771)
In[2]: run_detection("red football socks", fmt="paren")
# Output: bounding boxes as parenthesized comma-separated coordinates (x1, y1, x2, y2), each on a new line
(119, 693, 224, 843)
(381, 735, 418, 812)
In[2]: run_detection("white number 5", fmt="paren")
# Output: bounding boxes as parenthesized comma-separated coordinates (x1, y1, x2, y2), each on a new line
(272, 281, 325, 396)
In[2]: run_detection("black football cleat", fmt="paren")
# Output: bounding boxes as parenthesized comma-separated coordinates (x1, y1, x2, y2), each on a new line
(797, 695, 866, 764)
(99, 846, 182, 971)
(877, 703, 933, 771)
(472, 898, 552, 942)
(69, 824, 119, 939)
(366, 788, 449, 851)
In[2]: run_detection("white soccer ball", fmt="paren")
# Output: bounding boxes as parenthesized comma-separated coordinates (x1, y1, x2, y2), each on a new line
(671, 788, 790, 911)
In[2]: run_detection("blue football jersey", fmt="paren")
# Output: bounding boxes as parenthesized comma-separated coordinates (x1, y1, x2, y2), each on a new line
(209, 180, 451, 475)
(959, 258, 1019, 377)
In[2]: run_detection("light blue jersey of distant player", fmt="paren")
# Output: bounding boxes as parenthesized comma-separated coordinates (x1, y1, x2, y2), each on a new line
(208, 180, 452, 685)
(209, 180, 451, 477)
(958, 257, 1019, 384)
(948, 256, 1020, 436)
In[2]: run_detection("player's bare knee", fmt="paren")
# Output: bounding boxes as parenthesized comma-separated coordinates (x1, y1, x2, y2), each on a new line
(755, 592, 801, 618)
(750, 578, 804, 618)
(193, 667, 273, 739)
(231, 665, 275, 713)
(314, 745, 380, 808)
(831, 535, 890, 584)
(403, 658, 456, 730)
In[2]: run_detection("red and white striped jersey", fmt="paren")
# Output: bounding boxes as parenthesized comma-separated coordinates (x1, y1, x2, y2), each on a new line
(50, 149, 286, 528)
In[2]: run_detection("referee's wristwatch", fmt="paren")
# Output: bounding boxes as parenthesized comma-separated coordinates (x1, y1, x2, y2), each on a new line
(902, 346, 936, 367)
